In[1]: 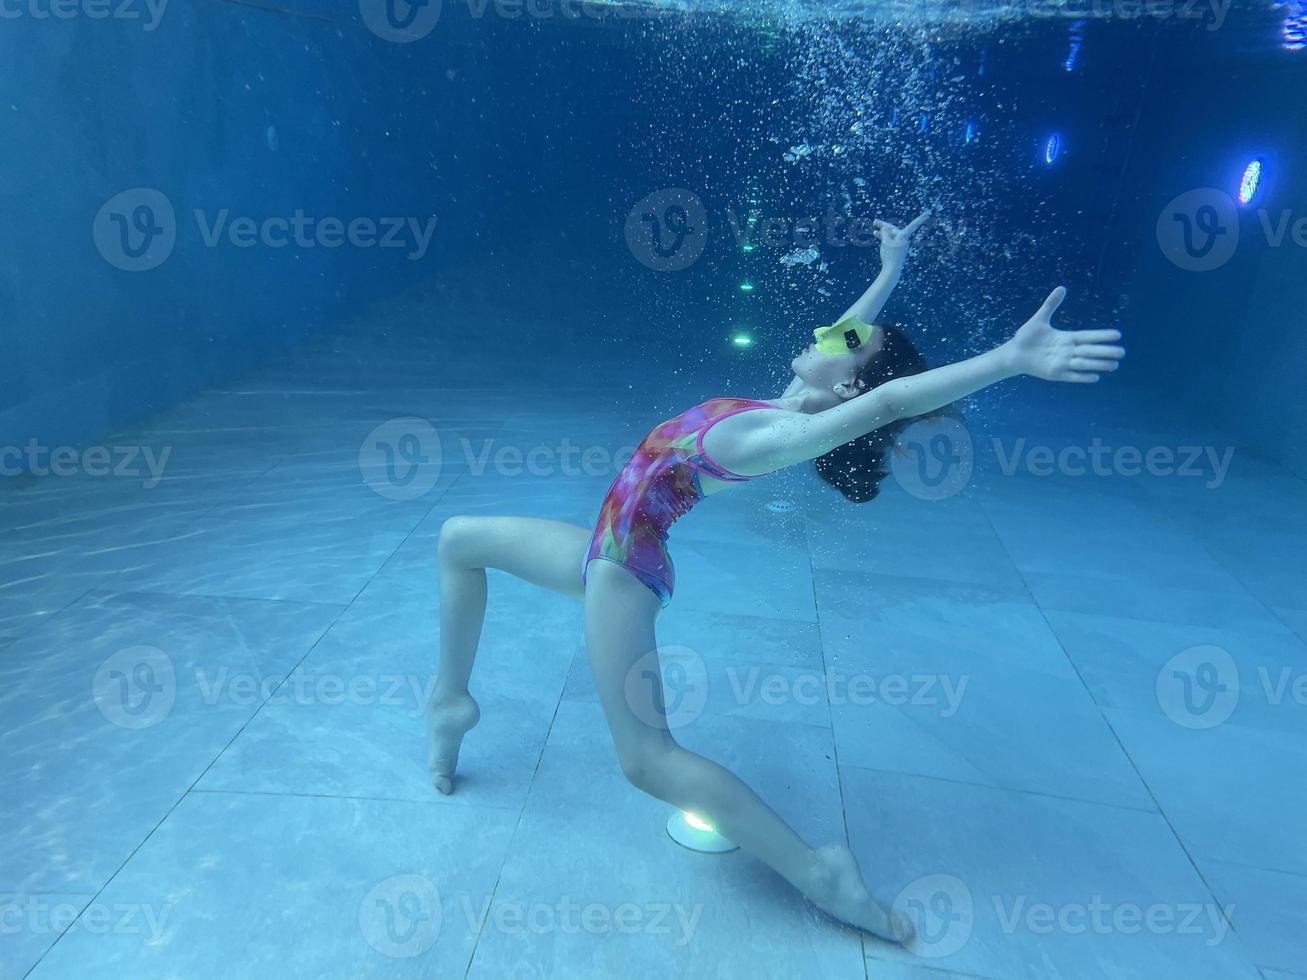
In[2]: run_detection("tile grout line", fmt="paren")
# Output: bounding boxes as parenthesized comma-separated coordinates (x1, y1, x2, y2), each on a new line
(840, 759, 1158, 815)
(802, 513, 874, 980)
(457, 607, 578, 979)
(18, 429, 477, 980)
(977, 494, 1253, 955)
(186, 785, 524, 811)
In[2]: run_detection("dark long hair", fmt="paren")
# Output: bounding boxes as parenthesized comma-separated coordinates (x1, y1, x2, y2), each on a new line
(813, 323, 932, 503)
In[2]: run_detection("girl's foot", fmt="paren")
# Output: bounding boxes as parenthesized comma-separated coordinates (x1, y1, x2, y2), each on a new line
(801, 843, 915, 946)
(426, 692, 480, 795)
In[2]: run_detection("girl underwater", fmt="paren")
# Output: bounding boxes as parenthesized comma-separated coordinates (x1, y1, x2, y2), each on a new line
(426, 213, 1126, 946)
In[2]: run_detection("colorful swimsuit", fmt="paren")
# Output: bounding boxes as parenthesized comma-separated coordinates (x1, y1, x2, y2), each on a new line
(582, 397, 781, 607)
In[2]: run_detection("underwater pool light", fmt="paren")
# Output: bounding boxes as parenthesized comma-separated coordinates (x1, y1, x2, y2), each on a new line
(1043, 132, 1063, 166)
(964, 119, 979, 144)
(739, 281, 755, 293)
(742, 242, 756, 253)
(1283, 2, 1307, 50)
(1238, 159, 1265, 206)
(730, 331, 754, 348)
(1065, 20, 1086, 71)
(1065, 38, 1082, 72)
(667, 810, 738, 853)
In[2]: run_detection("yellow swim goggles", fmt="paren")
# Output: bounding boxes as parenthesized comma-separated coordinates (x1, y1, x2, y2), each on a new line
(812, 316, 875, 355)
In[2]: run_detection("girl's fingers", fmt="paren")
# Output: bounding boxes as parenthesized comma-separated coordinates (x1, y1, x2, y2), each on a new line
(873, 219, 889, 231)
(1071, 329, 1123, 344)
(1070, 357, 1120, 372)
(1035, 286, 1068, 321)
(1075, 344, 1126, 359)
(904, 212, 931, 234)
(1061, 371, 1101, 384)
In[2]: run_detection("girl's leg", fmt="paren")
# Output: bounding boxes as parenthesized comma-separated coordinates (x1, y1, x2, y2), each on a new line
(583, 557, 913, 945)
(430, 515, 591, 794)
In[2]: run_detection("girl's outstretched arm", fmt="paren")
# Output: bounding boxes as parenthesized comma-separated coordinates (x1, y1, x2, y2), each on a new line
(837, 212, 930, 325)
(745, 287, 1126, 473)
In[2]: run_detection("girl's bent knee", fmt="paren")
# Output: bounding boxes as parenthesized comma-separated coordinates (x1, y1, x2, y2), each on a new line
(617, 739, 681, 795)
(437, 515, 480, 565)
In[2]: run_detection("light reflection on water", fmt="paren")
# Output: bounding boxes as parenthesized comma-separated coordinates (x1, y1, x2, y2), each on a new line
(624, 0, 1277, 33)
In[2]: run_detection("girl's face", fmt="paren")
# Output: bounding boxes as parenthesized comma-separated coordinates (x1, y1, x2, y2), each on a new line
(790, 325, 885, 396)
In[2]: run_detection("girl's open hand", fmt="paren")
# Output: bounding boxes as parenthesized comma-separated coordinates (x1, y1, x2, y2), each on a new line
(1005, 287, 1126, 383)
(874, 212, 930, 267)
